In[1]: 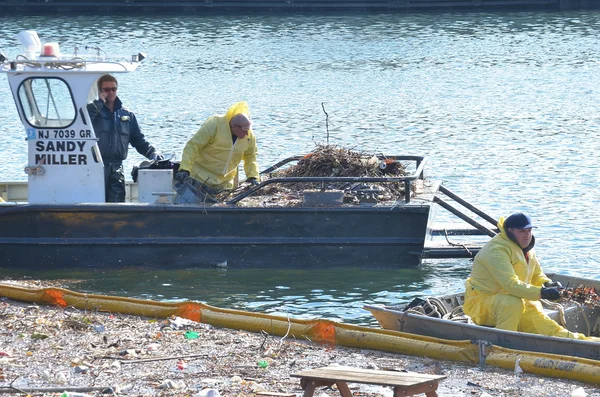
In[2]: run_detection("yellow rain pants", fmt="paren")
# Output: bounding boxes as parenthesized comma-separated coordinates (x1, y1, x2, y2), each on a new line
(463, 216, 590, 340)
(180, 101, 259, 190)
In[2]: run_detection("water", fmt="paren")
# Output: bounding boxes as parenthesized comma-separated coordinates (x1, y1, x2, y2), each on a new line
(1, 11, 599, 324)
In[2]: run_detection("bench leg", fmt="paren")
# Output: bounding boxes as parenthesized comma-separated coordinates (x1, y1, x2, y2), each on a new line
(335, 381, 353, 397)
(394, 381, 440, 397)
(302, 381, 316, 397)
(300, 378, 336, 397)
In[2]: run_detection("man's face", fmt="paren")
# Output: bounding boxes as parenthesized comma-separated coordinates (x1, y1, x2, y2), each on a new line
(231, 121, 251, 139)
(509, 227, 533, 248)
(100, 82, 118, 103)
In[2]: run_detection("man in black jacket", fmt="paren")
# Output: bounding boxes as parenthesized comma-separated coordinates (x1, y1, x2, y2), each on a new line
(87, 75, 162, 202)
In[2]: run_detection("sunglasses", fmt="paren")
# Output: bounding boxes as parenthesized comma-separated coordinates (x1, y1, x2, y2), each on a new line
(233, 124, 251, 132)
(102, 87, 118, 92)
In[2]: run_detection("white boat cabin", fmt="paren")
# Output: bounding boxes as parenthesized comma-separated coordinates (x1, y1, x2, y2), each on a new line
(0, 30, 147, 204)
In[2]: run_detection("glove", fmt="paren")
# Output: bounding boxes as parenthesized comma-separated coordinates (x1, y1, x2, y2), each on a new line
(540, 287, 561, 301)
(174, 170, 190, 182)
(150, 153, 164, 161)
(544, 280, 563, 289)
(247, 177, 259, 186)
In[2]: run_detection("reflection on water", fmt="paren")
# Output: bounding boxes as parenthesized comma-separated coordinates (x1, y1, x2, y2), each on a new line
(1, 11, 600, 323)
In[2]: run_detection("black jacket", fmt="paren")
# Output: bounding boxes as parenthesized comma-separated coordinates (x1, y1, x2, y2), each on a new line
(87, 97, 156, 163)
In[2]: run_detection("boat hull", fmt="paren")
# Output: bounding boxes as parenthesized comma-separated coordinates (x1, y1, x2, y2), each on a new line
(0, 203, 431, 268)
(365, 274, 600, 361)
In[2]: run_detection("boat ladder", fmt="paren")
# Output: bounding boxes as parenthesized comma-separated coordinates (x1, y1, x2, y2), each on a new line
(423, 185, 499, 260)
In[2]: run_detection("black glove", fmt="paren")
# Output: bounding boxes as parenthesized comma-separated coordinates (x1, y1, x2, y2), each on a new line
(543, 280, 563, 289)
(247, 177, 259, 186)
(175, 170, 190, 182)
(540, 287, 561, 301)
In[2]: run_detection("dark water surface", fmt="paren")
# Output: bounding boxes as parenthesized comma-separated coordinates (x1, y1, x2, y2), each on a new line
(0, 11, 599, 324)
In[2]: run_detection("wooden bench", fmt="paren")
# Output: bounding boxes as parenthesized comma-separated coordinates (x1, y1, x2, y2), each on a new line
(291, 366, 446, 397)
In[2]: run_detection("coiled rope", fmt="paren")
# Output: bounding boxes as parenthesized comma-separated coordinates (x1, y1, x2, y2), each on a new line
(404, 297, 472, 324)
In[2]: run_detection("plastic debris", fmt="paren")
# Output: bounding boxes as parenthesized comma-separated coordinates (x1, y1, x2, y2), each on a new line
(513, 358, 523, 377)
(55, 371, 68, 384)
(185, 331, 200, 339)
(73, 365, 89, 374)
(194, 389, 221, 397)
(250, 382, 267, 393)
(176, 360, 187, 370)
(158, 379, 185, 389)
(92, 324, 105, 333)
(118, 349, 139, 357)
(571, 387, 587, 397)
(146, 342, 161, 352)
(257, 359, 269, 369)
(165, 316, 197, 330)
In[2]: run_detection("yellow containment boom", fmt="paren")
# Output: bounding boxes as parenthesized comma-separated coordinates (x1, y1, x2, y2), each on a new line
(1, 283, 599, 385)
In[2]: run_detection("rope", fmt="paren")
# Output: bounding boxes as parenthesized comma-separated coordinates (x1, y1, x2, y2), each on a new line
(443, 229, 473, 257)
(540, 299, 567, 327)
(571, 301, 591, 336)
(403, 296, 474, 324)
(442, 305, 473, 324)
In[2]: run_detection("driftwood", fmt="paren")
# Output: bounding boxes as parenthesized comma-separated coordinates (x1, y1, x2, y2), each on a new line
(102, 352, 209, 364)
(0, 386, 114, 394)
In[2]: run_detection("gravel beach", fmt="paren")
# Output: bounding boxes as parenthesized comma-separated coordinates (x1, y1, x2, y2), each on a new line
(0, 281, 598, 397)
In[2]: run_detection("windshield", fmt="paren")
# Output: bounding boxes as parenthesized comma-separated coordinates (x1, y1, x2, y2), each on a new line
(18, 77, 76, 128)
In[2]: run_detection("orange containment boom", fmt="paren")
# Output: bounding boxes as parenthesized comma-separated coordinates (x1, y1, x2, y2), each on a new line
(1, 283, 599, 385)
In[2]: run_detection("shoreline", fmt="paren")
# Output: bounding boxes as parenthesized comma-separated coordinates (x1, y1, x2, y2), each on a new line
(0, 280, 598, 396)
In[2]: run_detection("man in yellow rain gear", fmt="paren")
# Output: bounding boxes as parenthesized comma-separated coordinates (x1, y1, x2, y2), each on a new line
(174, 101, 259, 204)
(464, 212, 594, 340)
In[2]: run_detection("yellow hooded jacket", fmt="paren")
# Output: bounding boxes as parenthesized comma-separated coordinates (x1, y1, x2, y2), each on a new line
(464, 217, 595, 340)
(180, 102, 259, 190)
(465, 216, 550, 302)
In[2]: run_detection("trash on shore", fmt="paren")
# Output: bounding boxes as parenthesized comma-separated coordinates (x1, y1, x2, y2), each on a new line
(0, 290, 596, 396)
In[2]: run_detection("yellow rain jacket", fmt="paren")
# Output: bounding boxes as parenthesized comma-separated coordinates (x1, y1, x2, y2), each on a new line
(463, 217, 588, 339)
(180, 102, 259, 190)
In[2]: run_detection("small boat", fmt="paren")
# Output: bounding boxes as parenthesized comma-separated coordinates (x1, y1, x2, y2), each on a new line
(0, 30, 494, 269)
(364, 273, 600, 361)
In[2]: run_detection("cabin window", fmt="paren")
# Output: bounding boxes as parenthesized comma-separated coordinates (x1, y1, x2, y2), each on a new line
(18, 77, 76, 129)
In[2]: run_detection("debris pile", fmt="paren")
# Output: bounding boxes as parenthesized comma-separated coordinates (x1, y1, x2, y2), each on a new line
(226, 145, 416, 206)
(561, 285, 599, 308)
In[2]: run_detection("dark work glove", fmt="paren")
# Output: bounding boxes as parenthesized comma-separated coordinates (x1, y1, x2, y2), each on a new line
(543, 280, 563, 289)
(540, 287, 561, 301)
(247, 177, 259, 186)
(175, 170, 190, 182)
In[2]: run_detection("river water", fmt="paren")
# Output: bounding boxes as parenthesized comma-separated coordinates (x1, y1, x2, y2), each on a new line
(0, 11, 599, 325)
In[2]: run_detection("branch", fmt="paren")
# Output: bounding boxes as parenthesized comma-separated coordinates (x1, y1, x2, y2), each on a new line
(0, 386, 113, 394)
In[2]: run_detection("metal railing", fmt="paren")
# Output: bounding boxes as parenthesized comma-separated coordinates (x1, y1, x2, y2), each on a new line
(227, 155, 427, 205)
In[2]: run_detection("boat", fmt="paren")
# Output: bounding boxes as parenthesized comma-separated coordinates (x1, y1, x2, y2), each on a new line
(0, 30, 494, 269)
(364, 273, 600, 361)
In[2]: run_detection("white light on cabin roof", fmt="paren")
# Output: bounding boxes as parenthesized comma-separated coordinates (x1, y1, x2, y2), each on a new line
(16, 30, 41, 54)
